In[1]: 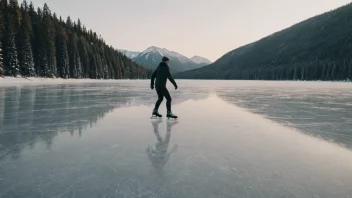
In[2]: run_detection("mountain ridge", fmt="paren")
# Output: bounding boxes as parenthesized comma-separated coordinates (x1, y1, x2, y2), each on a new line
(118, 47, 212, 73)
(175, 2, 352, 81)
(117, 49, 140, 59)
(190, 56, 212, 65)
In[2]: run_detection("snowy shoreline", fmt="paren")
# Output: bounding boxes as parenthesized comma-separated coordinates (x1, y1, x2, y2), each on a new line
(0, 76, 147, 86)
(1, 76, 350, 87)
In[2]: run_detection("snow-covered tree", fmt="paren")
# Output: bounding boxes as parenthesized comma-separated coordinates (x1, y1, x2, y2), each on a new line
(42, 3, 56, 77)
(39, 48, 49, 77)
(6, 36, 20, 76)
(0, 5, 4, 40)
(0, 42, 4, 77)
(18, 8, 35, 77)
(0, 3, 5, 77)
(61, 44, 69, 78)
(57, 29, 69, 78)
(75, 51, 81, 79)
(18, 29, 35, 77)
(95, 54, 103, 79)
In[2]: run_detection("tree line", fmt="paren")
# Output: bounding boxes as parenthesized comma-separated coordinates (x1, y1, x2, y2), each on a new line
(222, 59, 352, 81)
(0, 0, 151, 79)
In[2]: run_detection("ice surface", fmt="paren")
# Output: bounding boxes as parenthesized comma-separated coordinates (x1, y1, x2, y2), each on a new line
(0, 80, 352, 198)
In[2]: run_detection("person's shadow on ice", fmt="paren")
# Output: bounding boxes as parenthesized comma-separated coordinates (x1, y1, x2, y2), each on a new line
(146, 119, 178, 170)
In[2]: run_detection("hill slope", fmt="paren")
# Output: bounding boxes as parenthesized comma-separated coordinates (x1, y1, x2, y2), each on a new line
(0, 2, 150, 79)
(176, 3, 352, 81)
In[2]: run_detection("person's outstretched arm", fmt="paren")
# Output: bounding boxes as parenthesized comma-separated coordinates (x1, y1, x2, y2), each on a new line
(167, 66, 178, 89)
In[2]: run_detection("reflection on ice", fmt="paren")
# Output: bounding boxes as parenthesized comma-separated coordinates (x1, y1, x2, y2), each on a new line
(214, 81, 352, 148)
(147, 120, 178, 170)
(143, 120, 179, 197)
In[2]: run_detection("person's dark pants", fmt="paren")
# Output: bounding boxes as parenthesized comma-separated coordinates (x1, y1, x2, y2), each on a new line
(154, 86, 172, 112)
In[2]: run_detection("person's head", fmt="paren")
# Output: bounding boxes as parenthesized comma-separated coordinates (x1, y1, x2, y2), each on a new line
(162, 57, 169, 64)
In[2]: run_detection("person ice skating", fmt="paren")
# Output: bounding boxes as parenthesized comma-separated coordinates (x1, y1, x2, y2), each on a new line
(150, 56, 178, 119)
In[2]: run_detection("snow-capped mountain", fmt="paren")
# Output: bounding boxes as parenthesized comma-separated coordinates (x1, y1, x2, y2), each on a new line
(131, 46, 210, 73)
(118, 49, 140, 59)
(190, 56, 212, 66)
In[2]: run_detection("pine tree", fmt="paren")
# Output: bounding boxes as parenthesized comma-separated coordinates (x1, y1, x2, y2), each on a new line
(28, 2, 39, 75)
(18, 26, 35, 77)
(18, 4, 35, 77)
(0, 8, 4, 77)
(78, 36, 89, 78)
(76, 18, 82, 36)
(61, 39, 69, 78)
(76, 50, 82, 78)
(56, 28, 69, 78)
(0, 0, 8, 10)
(67, 29, 77, 78)
(348, 60, 352, 80)
(21, 0, 32, 39)
(9, 0, 21, 33)
(6, 36, 20, 76)
(95, 52, 103, 79)
(43, 3, 56, 77)
(5, 8, 20, 77)
(35, 7, 49, 77)
(0, 42, 4, 77)
(0, 4, 4, 39)
(73, 33, 82, 78)
(66, 16, 72, 28)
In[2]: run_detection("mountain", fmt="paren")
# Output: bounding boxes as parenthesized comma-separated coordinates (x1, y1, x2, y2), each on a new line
(176, 3, 352, 81)
(130, 46, 210, 73)
(118, 49, 140, 59)
(190, 56, 212, 66)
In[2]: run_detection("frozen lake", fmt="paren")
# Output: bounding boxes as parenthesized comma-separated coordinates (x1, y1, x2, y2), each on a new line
(0, 80, 352, 198)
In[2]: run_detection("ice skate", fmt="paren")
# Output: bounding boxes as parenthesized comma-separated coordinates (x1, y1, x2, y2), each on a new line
(166, 111, 178, 119)
(151, 109, 162, 119)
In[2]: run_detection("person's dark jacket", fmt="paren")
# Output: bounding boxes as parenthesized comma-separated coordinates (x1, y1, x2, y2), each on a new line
(151, 62, 177, 89)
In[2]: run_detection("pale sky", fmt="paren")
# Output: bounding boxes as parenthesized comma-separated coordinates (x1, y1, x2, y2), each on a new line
(30, 0, 351, 61)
